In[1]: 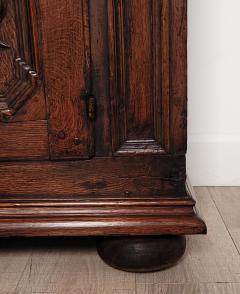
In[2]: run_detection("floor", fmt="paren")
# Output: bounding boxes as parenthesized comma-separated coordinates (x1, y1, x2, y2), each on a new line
(0, 187, 239, 294)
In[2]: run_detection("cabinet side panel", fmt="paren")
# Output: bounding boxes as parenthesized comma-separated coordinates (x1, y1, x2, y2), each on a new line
(170, 0, 187, 154)
(41, 0, 94, 159)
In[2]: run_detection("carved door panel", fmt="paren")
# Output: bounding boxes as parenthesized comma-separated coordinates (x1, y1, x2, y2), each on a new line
(0, 0, 94, 160)
(0, 0, 49, 160)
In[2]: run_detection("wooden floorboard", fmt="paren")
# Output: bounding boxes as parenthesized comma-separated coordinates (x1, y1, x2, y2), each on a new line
(0, 188, 238, 293)
(209, 187, 240, 253)
(12, 238, 135, 294)
(136, 283, 240, 294)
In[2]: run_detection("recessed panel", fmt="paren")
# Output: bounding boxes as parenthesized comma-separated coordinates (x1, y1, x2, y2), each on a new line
(108, 0, 171, 155)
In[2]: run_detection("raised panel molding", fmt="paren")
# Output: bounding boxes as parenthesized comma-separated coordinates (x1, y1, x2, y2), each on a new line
(108, 0, 171, 155)
(0, 0, 41, 122)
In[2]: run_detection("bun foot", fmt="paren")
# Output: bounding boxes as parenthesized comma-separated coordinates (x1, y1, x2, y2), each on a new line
(97, 235, 186, 273)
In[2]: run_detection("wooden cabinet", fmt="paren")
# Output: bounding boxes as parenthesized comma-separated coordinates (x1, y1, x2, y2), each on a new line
(0, 0, 206, 272)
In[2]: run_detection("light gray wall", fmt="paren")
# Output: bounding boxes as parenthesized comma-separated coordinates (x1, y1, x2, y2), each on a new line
(187, 0, 240, 185)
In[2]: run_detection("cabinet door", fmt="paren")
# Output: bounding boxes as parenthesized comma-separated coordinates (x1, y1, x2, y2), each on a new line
(0, 0, 94, 160)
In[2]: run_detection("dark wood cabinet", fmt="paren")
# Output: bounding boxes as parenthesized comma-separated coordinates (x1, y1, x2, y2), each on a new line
(0, 0, 206, 272)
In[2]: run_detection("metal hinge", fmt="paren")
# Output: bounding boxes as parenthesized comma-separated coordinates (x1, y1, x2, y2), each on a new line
(87, 95, 96, 120)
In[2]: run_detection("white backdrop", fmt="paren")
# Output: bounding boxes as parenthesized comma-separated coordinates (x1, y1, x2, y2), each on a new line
(187, 0, 240, 186)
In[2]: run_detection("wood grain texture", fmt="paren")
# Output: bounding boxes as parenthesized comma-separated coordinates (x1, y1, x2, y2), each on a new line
(8, 89, 46, 122)
(161, 0, 171, 152)
(108, 0, 169, 155)
(0, 238, 135, 293)
(0, 156, 186, 197)
(170, 0, 187, 154)
(0, 0, 46, 122)
(41, 0, 94, 159)
(108, 0, 187, 155)
(0, 120, 49, 160)
(0, 0, 17, 91)
(209, 187, 240, 253)
(90, 0, 112, 156)
(0, 217, 205, 237)
(0, 180, 205, 237)
(136, 283, 240, 294)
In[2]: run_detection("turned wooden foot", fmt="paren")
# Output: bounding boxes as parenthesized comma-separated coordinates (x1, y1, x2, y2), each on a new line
(97, 235, 186, 273)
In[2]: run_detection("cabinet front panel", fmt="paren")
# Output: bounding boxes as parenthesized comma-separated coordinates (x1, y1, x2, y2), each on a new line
(0, 156, 186, 197)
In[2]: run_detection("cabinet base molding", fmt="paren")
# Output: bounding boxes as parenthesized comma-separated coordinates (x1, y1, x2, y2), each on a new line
(0, 183, 206, 237)
(97, 235, 186, 273)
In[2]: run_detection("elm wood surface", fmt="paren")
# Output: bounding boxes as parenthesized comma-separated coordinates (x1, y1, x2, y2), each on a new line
(0, 120, 49, 160)
(108, 0, 187, 155)
(0, 156, 186, 196)
(41, 0, 95, 160)
(0, 0, 206, 272)
(0, 179, 206, 237)
(90, 0, 111, 156)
